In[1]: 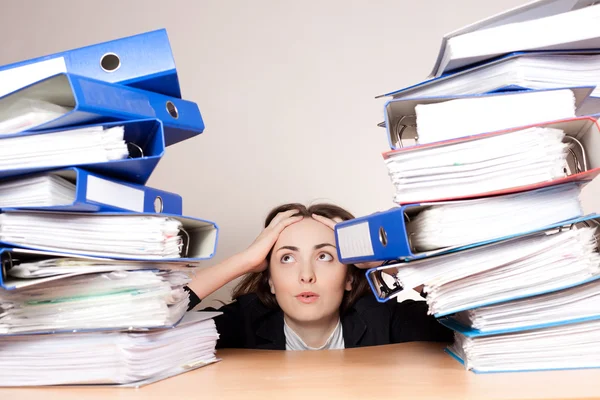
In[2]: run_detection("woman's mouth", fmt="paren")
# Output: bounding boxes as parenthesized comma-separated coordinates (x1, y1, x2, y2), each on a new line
(296, 292, 319, 304)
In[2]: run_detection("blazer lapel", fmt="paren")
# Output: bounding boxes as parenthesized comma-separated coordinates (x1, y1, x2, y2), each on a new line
(342, 309, 367, 348)
(255, 309, 286, 350)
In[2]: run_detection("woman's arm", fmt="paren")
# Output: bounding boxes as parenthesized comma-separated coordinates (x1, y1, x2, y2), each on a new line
(187, 209, 304, 301)
(187, 253, 254, 300)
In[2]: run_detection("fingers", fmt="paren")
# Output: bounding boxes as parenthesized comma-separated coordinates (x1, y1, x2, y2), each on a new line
(311, 213, 341, 230)
(267, 209, 301, 228)
(272, 214, 304, 234)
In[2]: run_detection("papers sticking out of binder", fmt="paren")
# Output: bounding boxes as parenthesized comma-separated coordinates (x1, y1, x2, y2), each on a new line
(447, 318, 600, 373)
(366, 219, 600, 316)
(0, 247, 194, 290)
(442, 278, 600, 337)
(381, 87, 592, 150)
(335, 183, 584, 264)
(383, 116, 600, 204)
(0, 269, 193, 335)
(0, 311, 221, 387)
(0, 123, 128, 171)
(0, 167, 184, 214)
(380, 52, 600, 101)
(0, 210, 218, 261)
(430, 1, 600, 77)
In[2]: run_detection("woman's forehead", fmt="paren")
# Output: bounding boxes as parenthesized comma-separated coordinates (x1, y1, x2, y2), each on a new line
(275, 218, 335, 248)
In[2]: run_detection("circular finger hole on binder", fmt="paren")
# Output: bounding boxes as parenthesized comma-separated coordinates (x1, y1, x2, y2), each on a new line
(166, 101, 179, 119)
(154, 196, 164, 213)
(100, 53, 121, 72)
(378, 227, 388, 247)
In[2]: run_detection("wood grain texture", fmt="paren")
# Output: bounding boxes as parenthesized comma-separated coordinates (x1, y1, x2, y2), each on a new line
(1, 342, 599, 399)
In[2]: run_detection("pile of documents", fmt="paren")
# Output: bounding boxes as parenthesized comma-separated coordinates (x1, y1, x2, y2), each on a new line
(334, 0, 600, 373)
(0, 30, 221, 386)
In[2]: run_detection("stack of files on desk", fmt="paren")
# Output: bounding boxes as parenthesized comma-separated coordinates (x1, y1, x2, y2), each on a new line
(0, 311, 221, 387)
(334, 0, 600, 374)
(0, 29, 221, 386)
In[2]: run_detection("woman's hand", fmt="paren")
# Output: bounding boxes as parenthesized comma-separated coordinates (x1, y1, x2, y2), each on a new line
(241, 209, 304, 273)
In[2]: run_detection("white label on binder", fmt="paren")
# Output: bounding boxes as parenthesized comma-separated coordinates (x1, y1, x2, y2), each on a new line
(337, 222, 374, 259)
(86, 175, 144, 212)
(0, 57, 67, 98)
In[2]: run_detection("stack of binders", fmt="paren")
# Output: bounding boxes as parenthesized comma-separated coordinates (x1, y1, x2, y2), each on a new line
(0, 30, 222, 387)
(335, 0, 600, 373)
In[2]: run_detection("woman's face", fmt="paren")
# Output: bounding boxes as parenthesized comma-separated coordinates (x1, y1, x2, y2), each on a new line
(268, 217, 351, 324)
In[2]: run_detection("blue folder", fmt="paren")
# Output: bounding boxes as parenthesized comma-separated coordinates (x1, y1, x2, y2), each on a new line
(438, 306, 600, 338)
(362, 214, 600, 304)
(444, 334, 600, 374)
(335, 184, 591, 265)
(0, 167, 183, 214)
(0, 72, 204, 146)
(376, 49, 600, 100)
(0, 210, 219, 263)
(379, 86, 594, 150)
(0, 29, 181, 98)
(0, 118, 164, 185)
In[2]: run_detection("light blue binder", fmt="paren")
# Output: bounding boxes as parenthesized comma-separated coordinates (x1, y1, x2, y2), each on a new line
(438, 306, 600, 338)
(0, 118, 165, 185)
(0, 167, 183, 214)
(0, 73, 204, 146)
(0, 29, 181, 98)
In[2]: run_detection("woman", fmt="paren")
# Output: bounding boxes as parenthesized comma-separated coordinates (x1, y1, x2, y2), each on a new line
(187, 203, 452, 350)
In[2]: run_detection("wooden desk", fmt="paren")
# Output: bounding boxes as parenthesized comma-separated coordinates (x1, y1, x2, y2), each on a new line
(1, 342, 599, 400)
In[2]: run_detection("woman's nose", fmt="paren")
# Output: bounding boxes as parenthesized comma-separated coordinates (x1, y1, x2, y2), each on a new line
(299, 264, 316, 284)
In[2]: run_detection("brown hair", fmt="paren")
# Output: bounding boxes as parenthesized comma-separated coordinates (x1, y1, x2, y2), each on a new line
(231, 202, 371, 315)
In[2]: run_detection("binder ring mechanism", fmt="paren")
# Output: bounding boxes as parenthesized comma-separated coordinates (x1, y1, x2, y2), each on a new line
(564, 136, 588, 174)
(100, 53, 121, 73)
(368, 211, 416, 302)
(0, 252, 14, 282)
(390, 115, 417, 148)
(126, 142, 144, 159)
(367, 260, 404, 303)
(178, 228, 190, 258)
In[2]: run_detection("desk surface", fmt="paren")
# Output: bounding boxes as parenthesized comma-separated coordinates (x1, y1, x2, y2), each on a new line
(1, 342, 599, 400)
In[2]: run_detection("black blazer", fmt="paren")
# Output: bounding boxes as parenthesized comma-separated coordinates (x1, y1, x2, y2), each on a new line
(187, 291, 453, 350)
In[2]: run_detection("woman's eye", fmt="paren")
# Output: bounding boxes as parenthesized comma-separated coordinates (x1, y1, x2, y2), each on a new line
(317, 252, 333, 262)
(281, 254, 296, 264)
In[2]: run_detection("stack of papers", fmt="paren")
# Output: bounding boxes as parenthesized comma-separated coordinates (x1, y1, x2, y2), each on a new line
(407, 184, 583, 251)
(0, 311, 220, 386)
(0, 270, 192, 334)
(448, 319, 600, 373)
(0, 99, 72, 135)
(0, 212, 185, 258)
(6, 256, 190, 280)
(0, 174, 76, 208)
(394, 227, 600, 317)
(396, 54, 600, 100)
(436, 4, 600, 76)
(414, 88, 576, 144)
(452, 279, 600, 334)
(384, 126, 569, 204)
(0, 125, 128, 171)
